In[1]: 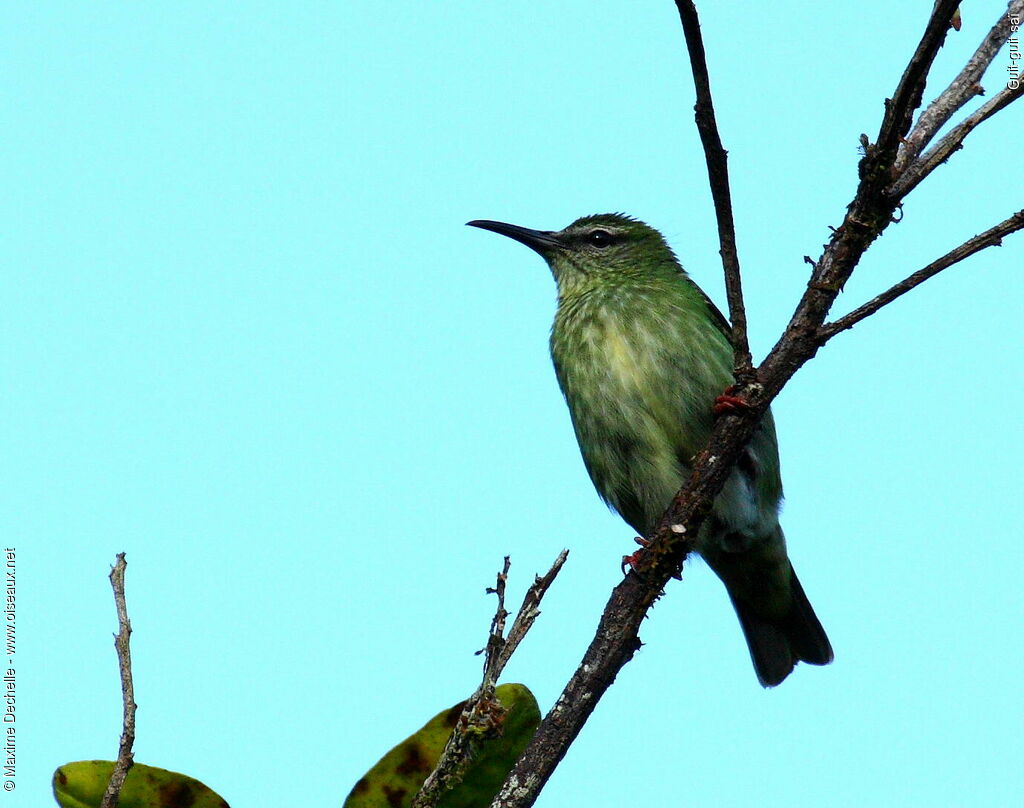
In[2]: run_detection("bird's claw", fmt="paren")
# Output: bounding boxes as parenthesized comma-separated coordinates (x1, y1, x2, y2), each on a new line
(621, 536, 651, 575)
(713, 385, 751, 416)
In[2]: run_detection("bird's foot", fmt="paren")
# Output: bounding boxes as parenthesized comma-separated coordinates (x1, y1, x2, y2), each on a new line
(621, 536, 650, 574)
(713, 385, 751, 416)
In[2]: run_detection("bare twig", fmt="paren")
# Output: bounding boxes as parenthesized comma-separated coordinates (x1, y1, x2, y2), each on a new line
(891, 80, 1024, 197)
(480, 556, 512, 679)
(875, 0, 961, 164)
(493, 550, 569, 675)
(99, 553, 136, 808)
(895, 1, 1023, 176)
(819, 210, 1024, 340)
(412, 552, 568, 808)
(673, 0, 753, 381)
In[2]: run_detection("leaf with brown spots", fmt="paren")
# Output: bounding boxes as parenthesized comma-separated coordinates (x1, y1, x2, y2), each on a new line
(343, 684, 539, 808)
(52, 761, 229, 808)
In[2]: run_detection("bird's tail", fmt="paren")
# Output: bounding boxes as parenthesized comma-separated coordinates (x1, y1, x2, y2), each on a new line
(728, 562, 833, 688)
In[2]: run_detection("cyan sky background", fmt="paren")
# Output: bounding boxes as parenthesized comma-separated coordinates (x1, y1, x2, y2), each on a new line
(7, 3, 1022, 806)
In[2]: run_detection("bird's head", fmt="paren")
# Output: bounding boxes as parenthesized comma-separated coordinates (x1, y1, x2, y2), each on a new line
(467, 213, 682, 294)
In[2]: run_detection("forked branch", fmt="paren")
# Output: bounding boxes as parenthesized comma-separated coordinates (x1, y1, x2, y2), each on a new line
(413, 552, 568, 808)
(895, 0, 1023, 176)
(892, 80, 1024, 197)
(892, 0, 1024, 196)
(489, 4, 1020, 806)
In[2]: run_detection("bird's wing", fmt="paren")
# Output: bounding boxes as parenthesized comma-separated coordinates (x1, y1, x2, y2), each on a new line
(694, 285, 733, 340)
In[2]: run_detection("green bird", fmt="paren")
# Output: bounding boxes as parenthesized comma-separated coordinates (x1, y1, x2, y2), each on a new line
(468, 213, 833, 687)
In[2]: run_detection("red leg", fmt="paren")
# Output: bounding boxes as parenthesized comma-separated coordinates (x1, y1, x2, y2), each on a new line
(621, 537, 650, 573)
(713, 384, 751, 415)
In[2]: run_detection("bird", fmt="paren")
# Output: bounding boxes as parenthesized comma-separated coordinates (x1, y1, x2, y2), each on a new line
(467, 213, 833, 687)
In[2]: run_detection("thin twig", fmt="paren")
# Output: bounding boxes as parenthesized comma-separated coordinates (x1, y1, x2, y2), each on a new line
(494, 550, 569, 675)
(412, 551, 568, 808)
(891, 79, 1024, 197)
(819, 210, 1024, 340)
(875, 0, 961, 164)
(480, 556, 512, 679)
(99, 553, 136, 808)
(673, 0, 753, 381)
(894, 0, 1023, 176)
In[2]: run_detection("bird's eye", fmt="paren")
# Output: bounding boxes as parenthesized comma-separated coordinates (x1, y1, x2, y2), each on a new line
(587, 229, 613, 248)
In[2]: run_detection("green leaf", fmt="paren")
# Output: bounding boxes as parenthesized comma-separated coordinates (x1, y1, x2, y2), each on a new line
(344, 683, 540, 808)
(53, 760, 229, 808)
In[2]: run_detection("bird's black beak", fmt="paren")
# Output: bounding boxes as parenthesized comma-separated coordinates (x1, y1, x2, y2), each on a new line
(466, 219, 564, 256)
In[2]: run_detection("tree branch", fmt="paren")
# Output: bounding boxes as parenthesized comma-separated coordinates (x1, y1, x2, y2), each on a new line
(100, 553, 136, 808)
(894, 0, 1023, 177)
(489, 5, 1017, 807)
(890, 79, 1024, 197)
(673, 0, 753, 381)
(818, 210, 1024, 340)
(493, 551, 569, 675)
(875, 0, 961, 164)
(413, 552, 568, 808)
